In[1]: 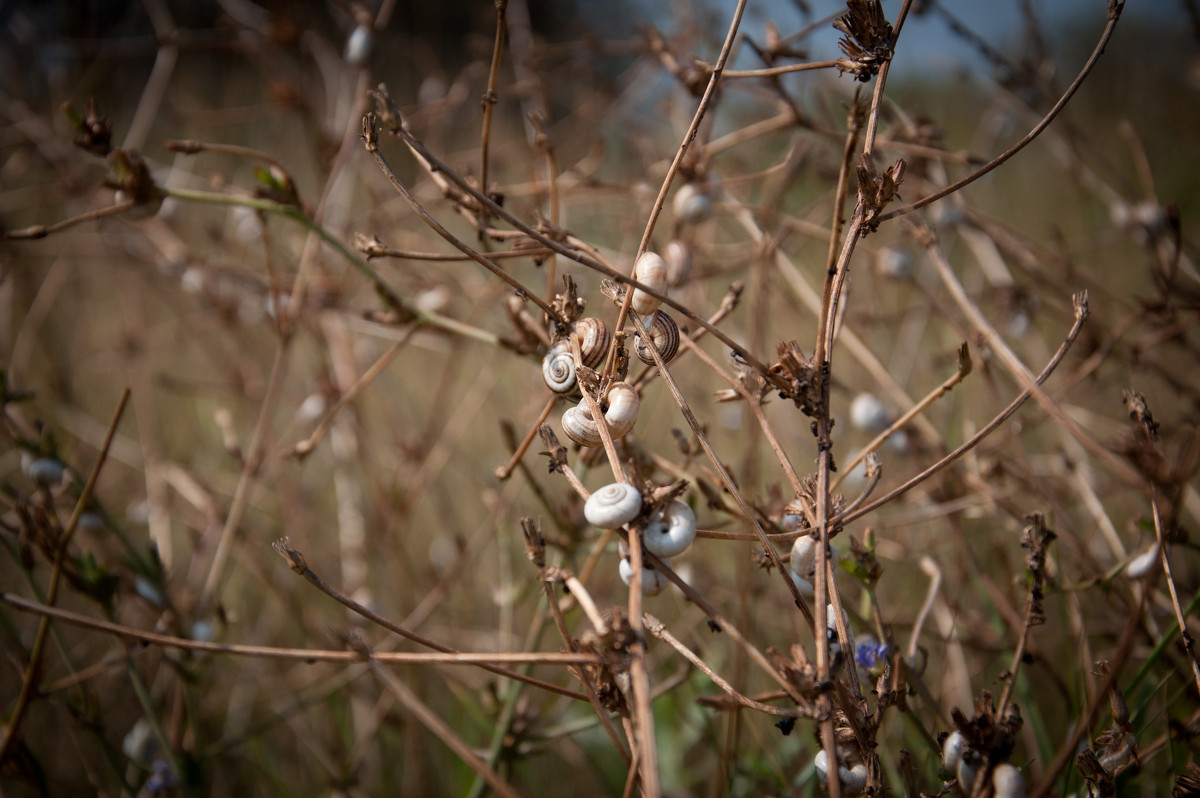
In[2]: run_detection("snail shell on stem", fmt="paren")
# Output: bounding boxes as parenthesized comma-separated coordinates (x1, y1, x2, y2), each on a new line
(619, 557, 669, 596)
(574, 317, 611, 369)
(634, 311, 680, 366)
(664, 239, 692, 285)
(642, 499, 697, 558)
(561, 381, 640, 447)
(631, 251, 667, 317)
(584, 482, 643, 528)
(542, 340, 578, 395)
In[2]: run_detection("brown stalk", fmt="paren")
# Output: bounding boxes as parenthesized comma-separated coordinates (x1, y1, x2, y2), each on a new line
(0, 388, 130, 763)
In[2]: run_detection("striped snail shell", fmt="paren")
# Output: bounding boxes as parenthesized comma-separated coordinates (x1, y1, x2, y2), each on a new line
(634, 311, 680, 366)
(561, 403, 601, 447)
(542, 340, 577, 395)
(631, 251, 667, 317)
(574, 317, 611, 369)
(619, 557, 670, 596)
(643, 499, 697, 558)
(585, 482, 643, 528)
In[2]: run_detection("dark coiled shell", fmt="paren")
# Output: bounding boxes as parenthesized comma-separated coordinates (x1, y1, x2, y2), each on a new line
(635, 311, 680, 366)
(574, 317, 611, 369)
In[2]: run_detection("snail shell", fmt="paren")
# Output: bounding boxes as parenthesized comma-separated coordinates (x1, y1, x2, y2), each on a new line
(603, 382, 640, 439)
(789, 536, 840, 597)
(634, 311, 680, 366)
(813, 751, 868, 796)
(574, 317, 611, 369)
(673, 182, 713, 224)
(584, 482, 643, 528)
(619, 557, 669, 596)
(562, 382, 641, 447)
(542, 340, 577, 395)
(664, 239, 692, 286)
(991, 764, 1025, 798)
(642, 499, 697, 558)
(942, 731, 966, 773)
(631, 251, 667, 317)
(561, 404, 601, 447)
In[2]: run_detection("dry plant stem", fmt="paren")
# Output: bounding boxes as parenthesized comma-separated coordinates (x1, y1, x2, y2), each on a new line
(1029, 587, 1146, 798)
(919, 226, 1142, 485)
(839, 293, 1089, 527)
(825, 94, 863, 275)
(166, 139, 291, 176)
(478, 0, 508, 200)
(285, 329, 415, 459)
(1152, 498, 1200, 693)
(271, 539, 589, 700)
(642, 614, 805, 718)
(494, 396, 558, 479)
(678, 336, 805, 501)
(364, 655, 522, 798)
(630, 311, 814, 631)
(909, 556, 942, 664)
(0, 590, 604, 672)
(363, 137, 560, 321)
(717, 59, 839, 78)
(605, 0, 749, 383)
(877, 1, 1124, 223)
(198, 343, 287, 611)
(384, 122, 777, 381)
(861, 0, 915, 163)
(0, 387, 130, 763)
(366, 246, 555, 262)
(833, 343, 970, 490)
(5, 198, 136, 239)
(538, 575, 631, 765)
(838, 455, 881, 517)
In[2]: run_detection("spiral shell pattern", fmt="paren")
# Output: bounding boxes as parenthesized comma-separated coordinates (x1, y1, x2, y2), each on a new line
(602, 382, 640, 438)
(631, 251, 668, 317)
(542, 340, 577, 394)
(634, 311, 680, 366)
(561, 403, 601, 447)
(574, 317, 611, 369)
(585, 482, 643, 528)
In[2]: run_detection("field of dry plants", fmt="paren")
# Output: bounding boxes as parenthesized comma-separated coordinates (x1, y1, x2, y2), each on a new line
(2, 0, 1199, 795)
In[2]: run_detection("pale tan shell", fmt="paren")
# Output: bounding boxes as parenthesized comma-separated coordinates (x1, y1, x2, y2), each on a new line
(602, 382, 640, 438)
(561, 404, 601, 447)
(542, 340, 577, 394)
(634, 311, 680, 366)
(574, 317, 611, 369)
(631, 251, 667, 317)
(673, 182, 713, 224)
(664, 240, 692, 286)
(560, 381, 640, 447)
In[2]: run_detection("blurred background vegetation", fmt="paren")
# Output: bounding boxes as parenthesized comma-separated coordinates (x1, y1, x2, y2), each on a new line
(1, 1, 1198, 796)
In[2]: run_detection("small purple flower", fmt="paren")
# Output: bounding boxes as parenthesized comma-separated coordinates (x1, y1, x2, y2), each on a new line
(146, 759, 177, 794)
(854, 639, 891, 671)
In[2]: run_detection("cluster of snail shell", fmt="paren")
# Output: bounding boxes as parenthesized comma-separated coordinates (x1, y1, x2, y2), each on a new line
(541, 250, 680, 449)
(942, 732, 1026, 798)
(583, 482, 697, 596)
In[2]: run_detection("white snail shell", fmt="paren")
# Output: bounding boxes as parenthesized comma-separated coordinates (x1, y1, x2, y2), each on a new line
(664, 239, 692, 285)
(850, 392, 890, 433)
(991, 763, 1025, 798)
(643, 500, 697, 558)
(956, 753, 981, 793)
(574, 317, 611, 369)
(542, 340, 577, 394)
(631, 251, 668, 317)
(1126, 543, 1159, 579)
(942, 731, 966, 773)
(635, 311, 680, 366)
(789, 536, 840, 596)
(344, 24, 373, 65)
(619, 557, 669, 596)
(813, 751, 868, 796)
(673, 182, 713, 224)
(585, 482, 643, 528)
(878, 246, 915, 280)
